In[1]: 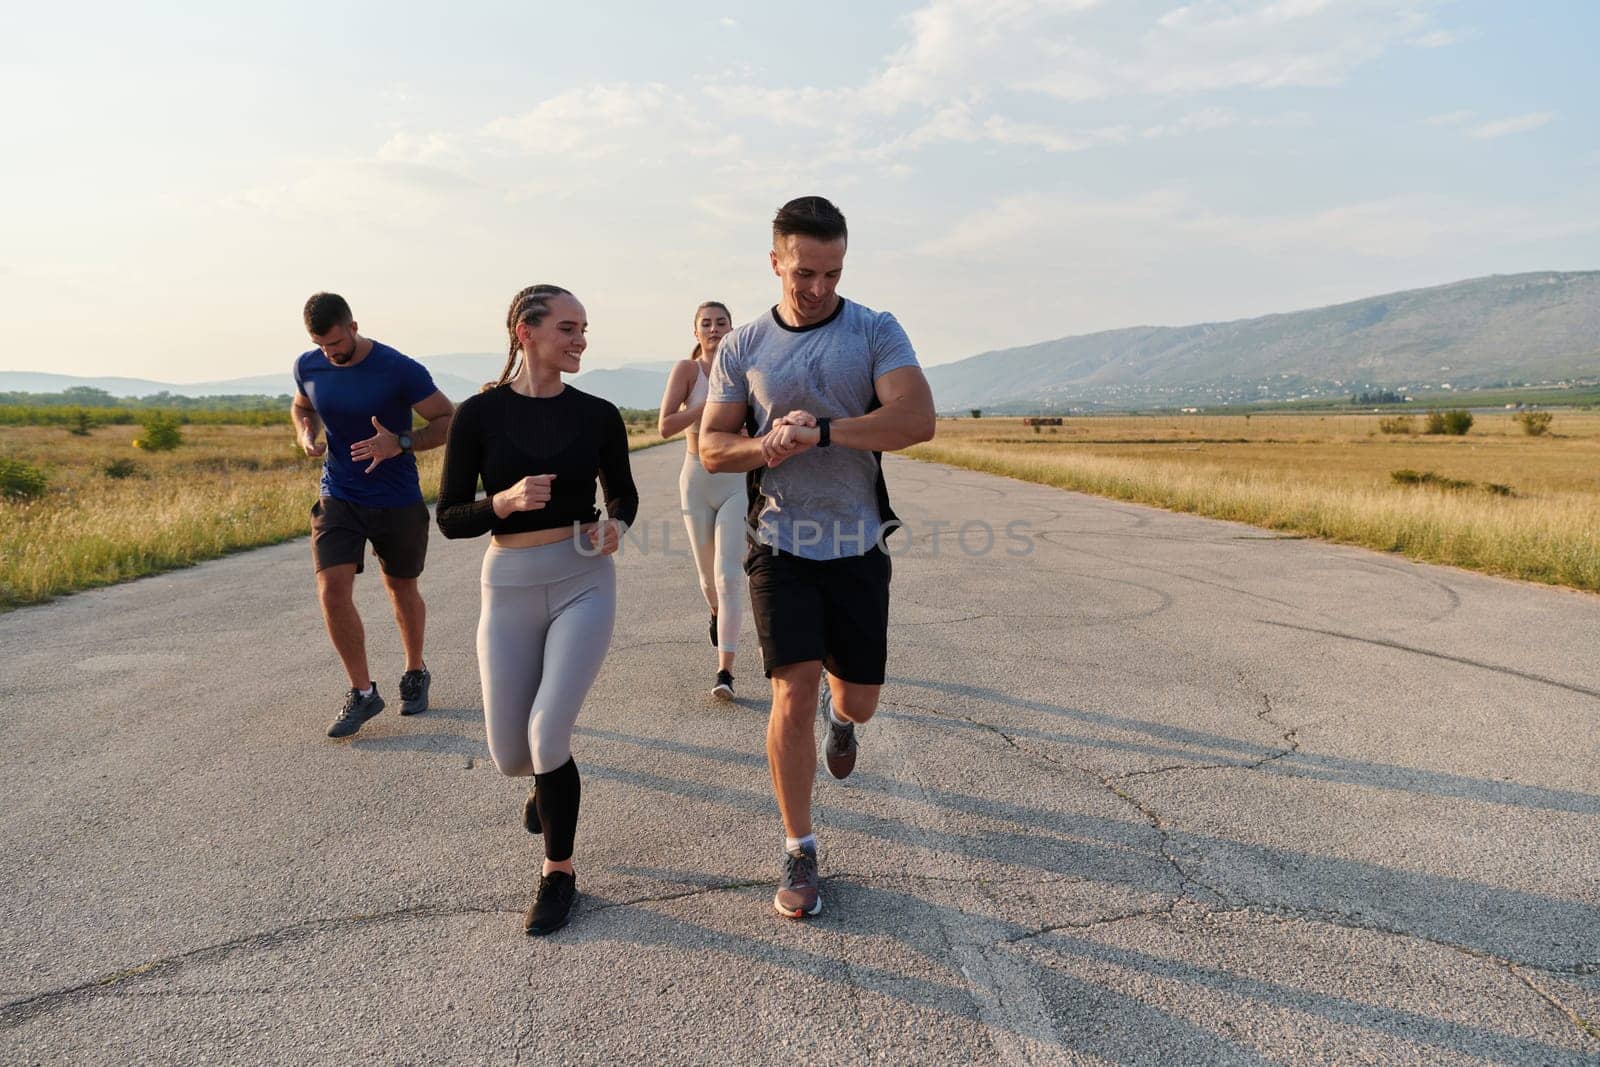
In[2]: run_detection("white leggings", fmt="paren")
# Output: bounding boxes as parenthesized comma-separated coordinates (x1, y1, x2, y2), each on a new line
(477, 538, 616, 776)
(679, 450, 746, 654)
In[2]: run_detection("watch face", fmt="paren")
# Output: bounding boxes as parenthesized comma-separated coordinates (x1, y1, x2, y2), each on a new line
(399, 434, 413, 450)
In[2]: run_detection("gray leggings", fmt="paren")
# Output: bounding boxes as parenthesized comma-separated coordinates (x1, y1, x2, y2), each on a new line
(477, 538, 617, 777)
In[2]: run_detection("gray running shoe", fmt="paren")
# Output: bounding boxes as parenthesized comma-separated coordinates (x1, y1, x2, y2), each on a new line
(821, 684, 857, 780)
(398, 667, 430, 715)
(774, 844, 822, 918)
(327, 685, 384, 738)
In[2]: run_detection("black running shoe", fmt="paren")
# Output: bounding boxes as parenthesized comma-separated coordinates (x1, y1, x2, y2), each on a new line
(774, 845, 822, 918)
(327, 685, 384, 738)
(712, 670, 734, 701)
(522, 787, 541, 835)
(524, 870, 577, 936)
(821, 685, 857, 780)
(709, 612, 718, 649)
(398, 667, 430, 715)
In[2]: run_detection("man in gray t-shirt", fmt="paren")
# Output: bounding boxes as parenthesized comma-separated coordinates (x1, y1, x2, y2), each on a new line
(701, 196, 936, 921)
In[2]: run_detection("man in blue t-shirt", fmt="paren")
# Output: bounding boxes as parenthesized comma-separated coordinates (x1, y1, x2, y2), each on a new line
(291, 292, 455, 739)
(701, 197, 936, 920)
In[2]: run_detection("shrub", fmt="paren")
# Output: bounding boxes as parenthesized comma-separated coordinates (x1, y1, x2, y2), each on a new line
(104, 458, 142, 480)
(134, 412, 184, 451)
(0, 457, 49, 500)
(970, 409, 982, 419)
(68, 409, 94, 436)
(1391, 469, 1472, 491)
(1516, 411, 1553, 437)
(1423, 409, 1472, 435)
(1378, 416, 1415, 435)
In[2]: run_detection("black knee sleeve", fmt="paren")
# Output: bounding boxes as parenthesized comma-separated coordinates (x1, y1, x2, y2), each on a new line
(534, 757, 580, 862)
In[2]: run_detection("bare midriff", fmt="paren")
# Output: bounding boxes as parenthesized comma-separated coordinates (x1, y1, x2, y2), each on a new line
(492, 524, 597, 549)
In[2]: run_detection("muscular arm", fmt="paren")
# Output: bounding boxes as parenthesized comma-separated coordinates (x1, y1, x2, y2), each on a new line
(408, 390, 455, 451)
(698, 401, 768, 473)
(832, 365, 936, 451)
(773, 366, 937, 456)
(657, 361, 702, 439)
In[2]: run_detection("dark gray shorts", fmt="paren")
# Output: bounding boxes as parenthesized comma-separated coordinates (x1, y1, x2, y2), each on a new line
(310, 496, 429, 579)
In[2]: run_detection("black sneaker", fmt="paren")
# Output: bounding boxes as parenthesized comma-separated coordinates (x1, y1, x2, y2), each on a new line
(709, 613, 718, 649)
(398, 667, 430, 715)
(327, 685, 384, 738)
(712, 670, 734, 701)
(524, 870, 577, 936)
(774, 844, 822, 918)
(522, 787, 541, 835)
(821, 684, 857, 780)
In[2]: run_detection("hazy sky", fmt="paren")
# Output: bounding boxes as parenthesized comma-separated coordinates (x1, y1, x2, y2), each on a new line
(3, 1, 1595, 382)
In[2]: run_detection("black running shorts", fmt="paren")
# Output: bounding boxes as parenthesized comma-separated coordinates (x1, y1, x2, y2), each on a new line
(745, 546, 891, 684)
(310, 496, 429, 579)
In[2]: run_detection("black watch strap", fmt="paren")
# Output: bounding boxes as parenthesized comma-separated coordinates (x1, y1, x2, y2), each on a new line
(817, 418, 831, 448)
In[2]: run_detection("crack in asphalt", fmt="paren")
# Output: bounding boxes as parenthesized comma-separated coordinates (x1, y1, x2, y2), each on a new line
(1508, 963, 1600, 1043)
(1210, 898, 1598, 981)
(884, 699, 1086, 779)
(1257, 621, 1600, 700)
(1000, 904, 1180, 945)
(0, 901, 515, 1030)
(585, 880, 772, 914)
(1107, 672, 1298, 776)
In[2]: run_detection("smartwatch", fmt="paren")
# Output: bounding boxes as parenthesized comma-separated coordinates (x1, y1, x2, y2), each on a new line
(397, 432, 414, 452)
(816, 417, 831, 448)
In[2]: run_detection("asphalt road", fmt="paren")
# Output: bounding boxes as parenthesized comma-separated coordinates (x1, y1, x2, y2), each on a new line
(2, 443, 1597, 1065)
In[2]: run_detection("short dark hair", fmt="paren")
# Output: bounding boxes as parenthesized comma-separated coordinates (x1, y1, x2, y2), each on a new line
(772, 196, 847, 244)
(303, 292, 353, 335)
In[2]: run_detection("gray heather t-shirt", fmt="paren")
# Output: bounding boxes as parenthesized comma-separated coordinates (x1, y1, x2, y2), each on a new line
(708, 298, 920, 560)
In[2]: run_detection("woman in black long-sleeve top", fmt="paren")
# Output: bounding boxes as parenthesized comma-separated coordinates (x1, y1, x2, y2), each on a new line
(436, 284, 638, 937)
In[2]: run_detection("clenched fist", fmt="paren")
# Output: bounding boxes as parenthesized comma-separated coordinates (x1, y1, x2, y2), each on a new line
(492, 474, 556, 518)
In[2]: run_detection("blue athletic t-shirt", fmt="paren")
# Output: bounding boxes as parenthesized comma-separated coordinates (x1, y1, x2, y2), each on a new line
(293, 341, 437, 507)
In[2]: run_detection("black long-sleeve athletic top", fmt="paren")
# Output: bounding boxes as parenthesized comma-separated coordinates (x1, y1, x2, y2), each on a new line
(436, 384, 639, 539)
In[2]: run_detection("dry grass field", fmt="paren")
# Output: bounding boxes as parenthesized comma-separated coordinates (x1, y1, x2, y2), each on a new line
(908, 412, 1600, 592)
(0, 422, 665, 609)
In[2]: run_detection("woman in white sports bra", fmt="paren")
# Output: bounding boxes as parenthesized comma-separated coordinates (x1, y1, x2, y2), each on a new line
(658, 301, 746, 700)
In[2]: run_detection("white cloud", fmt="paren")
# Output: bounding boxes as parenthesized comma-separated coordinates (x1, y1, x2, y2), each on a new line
(719, 17, 736, 28)
(1410, 28, 1473, 48)
(922, 186, 1600, 268)
(1469, 112, 1555, 140)
(1425, 110, 1474, 127)
(376, 131, 465, 168)
(984, 117, 1130, 152)
(483, 83, 680, 157)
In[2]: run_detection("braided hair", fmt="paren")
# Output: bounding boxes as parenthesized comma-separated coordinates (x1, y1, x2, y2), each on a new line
(488, 284, 572, 391)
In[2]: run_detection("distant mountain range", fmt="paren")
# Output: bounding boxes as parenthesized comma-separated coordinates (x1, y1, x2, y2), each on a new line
(0, 356, 679, 412)
(6, 273, 1597, 412)
(924, 271, 1600, 411)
